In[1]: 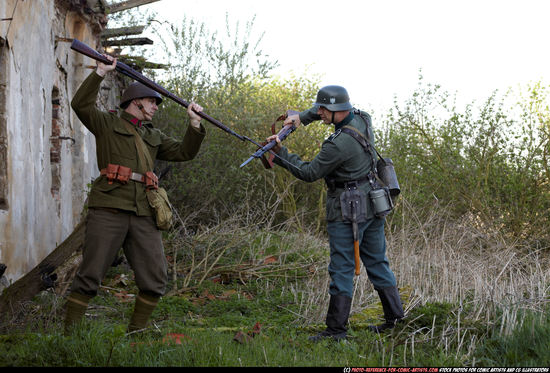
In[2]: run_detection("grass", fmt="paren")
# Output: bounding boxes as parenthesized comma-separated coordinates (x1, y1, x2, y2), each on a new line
(1, 201, 549, 366)
(3, 294, 548, 367)
(475, 311, 550, 366)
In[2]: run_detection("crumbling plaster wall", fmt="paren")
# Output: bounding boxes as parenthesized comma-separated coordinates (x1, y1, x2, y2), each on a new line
(0, 0, 119, 284)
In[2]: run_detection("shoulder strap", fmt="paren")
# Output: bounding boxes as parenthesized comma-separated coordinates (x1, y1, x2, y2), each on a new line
(341, 126, 369, 150)
(351, 110, 387, 165)
(341, 126, 379, 182)
(341, 125, 385, 162)
(122, 120, 154, 173)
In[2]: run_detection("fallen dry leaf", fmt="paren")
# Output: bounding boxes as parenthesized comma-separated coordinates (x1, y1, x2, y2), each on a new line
(232, 322, 262, 344)
(262, 255, 278, 265)
(163, 333, 191, 345)
(131, 333, 191, 350)
(250, 322, 261, 336)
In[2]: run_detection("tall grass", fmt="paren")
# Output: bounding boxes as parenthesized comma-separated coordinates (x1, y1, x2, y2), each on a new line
(389, 197, 549, 314)
(158, 190, 550, 365)
(1, 199, 549, 366)
(284, 198, 549, 318)
(273, 197, 550, 365)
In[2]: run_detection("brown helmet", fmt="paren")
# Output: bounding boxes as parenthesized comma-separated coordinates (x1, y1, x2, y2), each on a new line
(120, 82, 163, 109)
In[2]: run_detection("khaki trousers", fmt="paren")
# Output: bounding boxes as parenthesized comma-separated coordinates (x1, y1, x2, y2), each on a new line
(70, 208, 168, 297)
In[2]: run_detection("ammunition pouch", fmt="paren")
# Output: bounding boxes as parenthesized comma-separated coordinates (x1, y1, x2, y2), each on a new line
(145, 171, 159, 190)
(100, 164, 159, 190)
(116, 165, 131, 184)
(106, 163, 120, 184)
(104, 164, 131, 185)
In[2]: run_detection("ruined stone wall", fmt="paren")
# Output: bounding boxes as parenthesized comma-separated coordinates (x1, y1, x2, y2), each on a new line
(0, 0, 119, 284)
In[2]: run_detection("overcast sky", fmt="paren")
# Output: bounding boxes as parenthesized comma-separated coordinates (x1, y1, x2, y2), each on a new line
(141, 0, 549, 114)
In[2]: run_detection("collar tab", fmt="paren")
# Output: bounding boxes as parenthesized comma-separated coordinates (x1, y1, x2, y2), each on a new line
(120, 111, 142, 127)
(334, 111, 354, 131)
(130, 117, 142, 127)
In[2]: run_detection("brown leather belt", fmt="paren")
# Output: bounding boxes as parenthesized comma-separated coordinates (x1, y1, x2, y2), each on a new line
(99, 163, 158, 189)
(100, 168, 146, 183)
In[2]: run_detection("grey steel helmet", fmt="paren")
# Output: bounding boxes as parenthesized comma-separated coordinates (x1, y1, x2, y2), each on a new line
(120, 82, 163, 109)
(313, 85, 353, 111)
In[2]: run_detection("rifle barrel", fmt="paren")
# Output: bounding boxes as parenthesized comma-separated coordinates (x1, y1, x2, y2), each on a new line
(70, 39, 247, 141)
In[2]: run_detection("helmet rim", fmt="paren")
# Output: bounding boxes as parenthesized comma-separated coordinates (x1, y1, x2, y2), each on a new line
(313, 85, 352, 111)
(120, 82, 163, 109)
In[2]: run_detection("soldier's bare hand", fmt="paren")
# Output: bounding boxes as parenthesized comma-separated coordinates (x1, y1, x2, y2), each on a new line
(188, 102, 203, 129)
(266, 134, 282, 153)
(284, 114, 301, 128)
(96, 55, 116, 77)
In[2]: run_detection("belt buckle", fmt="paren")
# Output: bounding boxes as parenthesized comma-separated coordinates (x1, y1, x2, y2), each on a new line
(344, 180, 358, 191)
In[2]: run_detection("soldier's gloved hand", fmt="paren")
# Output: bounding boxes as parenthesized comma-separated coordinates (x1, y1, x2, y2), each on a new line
(96, 55, 117, 77)
(284, 114, 301, 128)
(187, 102, 203, 129)
(266, 134, 282, 153)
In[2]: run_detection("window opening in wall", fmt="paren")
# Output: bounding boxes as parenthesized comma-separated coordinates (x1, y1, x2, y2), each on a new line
(50, 86, 61, 214)
(0, 37, 8, 210)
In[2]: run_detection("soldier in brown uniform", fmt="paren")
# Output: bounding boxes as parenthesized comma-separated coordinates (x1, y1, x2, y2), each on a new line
(64, 55, 206, 334)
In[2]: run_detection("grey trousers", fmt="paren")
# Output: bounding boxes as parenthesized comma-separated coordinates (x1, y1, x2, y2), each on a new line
(327, 218, 396, 298)
(70, 208, 168, 297)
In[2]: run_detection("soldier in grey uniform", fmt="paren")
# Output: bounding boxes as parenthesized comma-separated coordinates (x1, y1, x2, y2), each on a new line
(268, 86, 404, 341)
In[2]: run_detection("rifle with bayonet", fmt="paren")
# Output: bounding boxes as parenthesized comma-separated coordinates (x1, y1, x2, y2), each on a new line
(70, 39, 297, 169)
(240, 110, 298, 169)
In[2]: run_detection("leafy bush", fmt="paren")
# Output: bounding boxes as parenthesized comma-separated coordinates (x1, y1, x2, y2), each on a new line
(380, 75, 550, 246)
(150, 17, 327, 230)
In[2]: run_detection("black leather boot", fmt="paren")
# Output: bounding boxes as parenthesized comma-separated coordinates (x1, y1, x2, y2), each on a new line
(368, 286, 404, 333)
(309, 294, 352, 342)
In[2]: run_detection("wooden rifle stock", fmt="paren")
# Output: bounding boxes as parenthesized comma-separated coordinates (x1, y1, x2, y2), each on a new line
(70, 39, 250, 142)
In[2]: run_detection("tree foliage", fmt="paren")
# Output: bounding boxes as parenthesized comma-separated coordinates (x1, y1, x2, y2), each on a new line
(379, 75, 550, 246)
(143, 16, 550, 249)
(152, 17, 324, 229)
